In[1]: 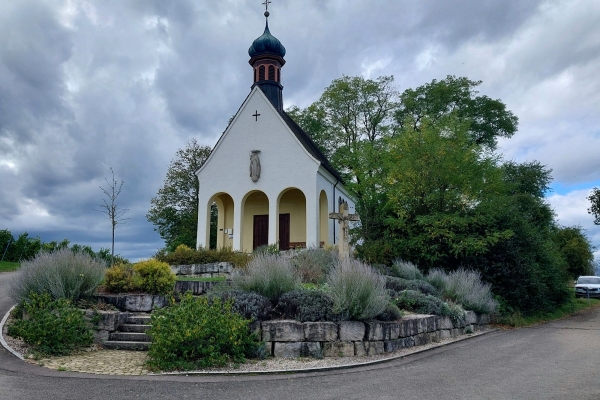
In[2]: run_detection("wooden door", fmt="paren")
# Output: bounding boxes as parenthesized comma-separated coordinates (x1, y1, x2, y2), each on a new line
(253, 215, 269, 250)
(279, 213, 290, 250)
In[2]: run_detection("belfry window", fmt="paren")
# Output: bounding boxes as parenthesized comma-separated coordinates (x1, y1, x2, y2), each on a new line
(258, 65, 266, 81)
(268, 65, 276, 81)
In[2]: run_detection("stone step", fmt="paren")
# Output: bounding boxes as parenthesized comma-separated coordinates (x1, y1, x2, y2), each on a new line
(103, 341, 150, 351)
(120, 324, 152, 333)
(110, 332, 151, 342)
(125, 315, 152, 325)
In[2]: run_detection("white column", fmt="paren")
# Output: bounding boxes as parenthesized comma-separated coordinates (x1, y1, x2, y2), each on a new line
(268, 193, 278, 245)
(233, 196, 242, 251)
(305, 188, 318, 248)
(196, 193, 209, 249)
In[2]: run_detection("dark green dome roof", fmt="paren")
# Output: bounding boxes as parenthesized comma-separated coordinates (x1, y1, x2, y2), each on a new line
(248, 22, 286, 58)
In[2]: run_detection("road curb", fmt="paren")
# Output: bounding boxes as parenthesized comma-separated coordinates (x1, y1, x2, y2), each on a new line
(0, 305, 24, 360)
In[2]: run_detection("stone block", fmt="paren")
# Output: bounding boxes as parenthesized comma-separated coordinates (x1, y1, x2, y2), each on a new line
(94, 310, 120, 331)
(399, 318, 419, 337)
(339, 321, 365, 341)
(437, 315, 454, 330)
(425, 315, 437, 332)
(304, 322, 338, 342)
(439, 329, 452, 340)
(414, 332, 433, 346)
(300, 342, 322, 358)
(274, 342, 302, 358)
(355, 341, 384, 356)
(365, 322, 400, 341)
(178, 265, 192, 275)
(249, 321, 261, 337)
(465, 311, 477, 325)
(323, 342, 355, 357)
(262, 320, 305, 342)
(451, 328, 461, 337)
(401, 336, 415, 349)
(476, 313, 490, 325)
(93, 330, 109, 344)
(218, 262, 233, 273)
(383, 340, 400, 353)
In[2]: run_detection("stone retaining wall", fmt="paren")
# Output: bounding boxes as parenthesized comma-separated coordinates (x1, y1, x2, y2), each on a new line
(258, 311, 490, 358)
(95, 294, 167, 312)
(86, 310, 132, 344)
(170, 262, 234, 278)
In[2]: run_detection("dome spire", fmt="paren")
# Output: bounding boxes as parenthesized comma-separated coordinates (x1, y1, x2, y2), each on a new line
(248, 0, 286, 111)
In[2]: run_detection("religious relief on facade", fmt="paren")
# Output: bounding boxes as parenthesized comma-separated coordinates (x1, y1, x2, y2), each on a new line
(250, 150, 261, 182)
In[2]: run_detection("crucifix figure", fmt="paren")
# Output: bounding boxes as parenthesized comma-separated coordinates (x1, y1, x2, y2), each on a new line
(252, 110, 261, 121)
(329, 201, 360, 260)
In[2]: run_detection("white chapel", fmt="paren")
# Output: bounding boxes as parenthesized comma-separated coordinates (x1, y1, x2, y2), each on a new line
(196, 8, 355, 253)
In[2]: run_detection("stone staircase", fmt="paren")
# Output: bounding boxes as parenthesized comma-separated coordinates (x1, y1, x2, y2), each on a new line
(103, 314, 152, 351)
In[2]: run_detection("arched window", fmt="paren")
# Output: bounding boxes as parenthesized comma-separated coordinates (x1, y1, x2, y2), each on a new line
(259, 65, 266, 81)
(268, 65, 276, 81)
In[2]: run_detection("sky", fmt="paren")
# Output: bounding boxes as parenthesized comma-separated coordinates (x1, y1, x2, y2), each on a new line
(1, 0, 599, 263)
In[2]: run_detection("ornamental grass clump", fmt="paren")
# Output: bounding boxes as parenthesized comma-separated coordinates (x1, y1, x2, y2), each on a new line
(7, 292, 93, 356)
(427, 268, 498, 314)
(235, 253, 301, 303)
(147, 294, 258, 371)
(326, 258, 389, 321)
(385, 276, 439, 297)
(292, 247, 338, 284)
(390, 259, 424, 280)
(10, 248, 105, 303)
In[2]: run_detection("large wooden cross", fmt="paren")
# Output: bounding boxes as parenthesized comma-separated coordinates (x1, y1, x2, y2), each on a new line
(329, 202, 359, 260)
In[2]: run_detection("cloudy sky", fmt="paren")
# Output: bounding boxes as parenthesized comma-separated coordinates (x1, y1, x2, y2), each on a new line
(1, 0, 599, 262)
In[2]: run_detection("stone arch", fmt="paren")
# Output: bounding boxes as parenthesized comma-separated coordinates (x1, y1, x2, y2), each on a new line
(277, 187, 307, 250)
(241, 190, 269, 252)
(208, 193, 235, 249)
(319, 190, 329, 247)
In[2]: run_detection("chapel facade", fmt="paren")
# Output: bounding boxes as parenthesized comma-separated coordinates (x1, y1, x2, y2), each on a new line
(196, 9, 355, 253)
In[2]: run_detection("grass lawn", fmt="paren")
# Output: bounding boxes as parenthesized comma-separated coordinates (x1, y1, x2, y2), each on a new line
(0, 261, 20, 273)
(176, 276, 227, 282)
(499, 295, 600, 327)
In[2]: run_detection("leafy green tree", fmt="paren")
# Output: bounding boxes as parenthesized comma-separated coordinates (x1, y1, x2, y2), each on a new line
(553, 226, 595, 278)
(395, 75, 518, 150)
(588, 187, 600, 225)
(147, 139, 212, 252)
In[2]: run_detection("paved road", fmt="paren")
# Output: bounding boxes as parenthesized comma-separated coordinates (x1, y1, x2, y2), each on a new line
(1, 271, 599, 399)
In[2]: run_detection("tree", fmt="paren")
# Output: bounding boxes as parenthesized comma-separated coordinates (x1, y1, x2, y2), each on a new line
(553, 226, 595, 278)
(147, 139, 212, 252)
(95, 168, 129, 266)
(394, 75, 518, 150)
(588, 187, 600, 225)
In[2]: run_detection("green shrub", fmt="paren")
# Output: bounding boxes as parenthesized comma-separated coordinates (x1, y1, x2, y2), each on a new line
(156, 245, 250, 268)
(147, 294, 258, 371)
(134, 259, 176, 295)
(235, 253, 301, 303)
(393, 290, 466, 323)
(104, 263, 138, 293)
(375, 302, 403, 321)
(390, 259, 424, 280)
(274, 289, 341, 322)
(7, 292, 93, 356)
(210, 290, 272, 321)
(426, 268, 498, 314)
(292, 247, 338, 284)
(385, 276, 439, 297)
(326, 258, 389, 320)
(10, 248, 105, 303)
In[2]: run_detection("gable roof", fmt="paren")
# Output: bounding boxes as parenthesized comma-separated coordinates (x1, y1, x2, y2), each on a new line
(277, 109, 344, 183)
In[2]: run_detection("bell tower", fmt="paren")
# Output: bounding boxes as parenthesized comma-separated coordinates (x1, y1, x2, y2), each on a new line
(248, 2, 286, 111)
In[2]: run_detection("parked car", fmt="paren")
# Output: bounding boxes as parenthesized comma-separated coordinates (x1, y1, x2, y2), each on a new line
(575, 276, 600, 298)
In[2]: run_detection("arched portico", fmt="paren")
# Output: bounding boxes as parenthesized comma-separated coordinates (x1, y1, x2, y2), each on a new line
(208, 193, 235, 249)
(241, 190, 269, 252)
(277, 188, 307, 250)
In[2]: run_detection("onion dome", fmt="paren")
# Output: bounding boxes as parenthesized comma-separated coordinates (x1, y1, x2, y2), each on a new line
(248, 21, 286, 59)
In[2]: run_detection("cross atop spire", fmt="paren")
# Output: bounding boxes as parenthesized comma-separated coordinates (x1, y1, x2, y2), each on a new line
(262, 0, 271, 18)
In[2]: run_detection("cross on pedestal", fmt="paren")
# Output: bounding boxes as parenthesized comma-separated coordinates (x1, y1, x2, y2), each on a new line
(252, 110, 261, 121)
(329, 202, 360, 260)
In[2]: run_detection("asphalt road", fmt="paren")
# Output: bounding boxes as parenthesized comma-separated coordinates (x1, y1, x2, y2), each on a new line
(1, 271, 599, 400)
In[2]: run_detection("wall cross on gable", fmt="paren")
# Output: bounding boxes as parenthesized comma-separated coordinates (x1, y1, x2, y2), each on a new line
(329, 202, 359, 260)
(252, 110, 261, 121)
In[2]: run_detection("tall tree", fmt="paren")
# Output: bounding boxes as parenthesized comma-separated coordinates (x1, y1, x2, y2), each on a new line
(588, 187, 600, 225)
(95, 167, 129, 265)
(147, 139, 212, 251)
(395, 75, 518, 150)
